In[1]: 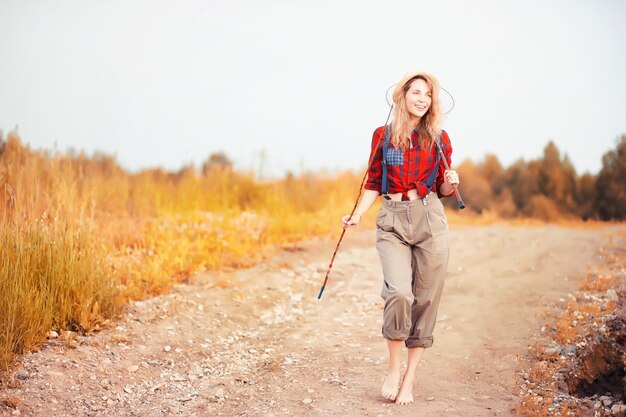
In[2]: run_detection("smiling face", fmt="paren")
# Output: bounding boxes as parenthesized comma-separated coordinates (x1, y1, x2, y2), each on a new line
(404, 77, 432, 122)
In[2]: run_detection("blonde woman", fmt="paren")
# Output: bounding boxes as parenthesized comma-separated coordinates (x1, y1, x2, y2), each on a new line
(341, 71, 460, 405)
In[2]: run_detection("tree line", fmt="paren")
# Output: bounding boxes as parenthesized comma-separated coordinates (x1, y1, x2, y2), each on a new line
(446, 135, 626, 221)
(0, 131, 623, 221)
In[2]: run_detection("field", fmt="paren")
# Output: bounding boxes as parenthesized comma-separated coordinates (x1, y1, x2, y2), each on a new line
(0, 132, 371, 372)
(1, 131, 625, 416)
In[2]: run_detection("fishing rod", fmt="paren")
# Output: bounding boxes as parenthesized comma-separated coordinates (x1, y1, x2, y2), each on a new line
(316, 105, 393, 300)
(317, 84, 461, 300)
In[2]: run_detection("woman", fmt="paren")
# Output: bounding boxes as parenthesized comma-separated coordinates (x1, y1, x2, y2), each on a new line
(341, 71, 460, 405)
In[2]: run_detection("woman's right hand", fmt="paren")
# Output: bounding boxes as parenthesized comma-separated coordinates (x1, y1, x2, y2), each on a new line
(341, 213, 361, 229)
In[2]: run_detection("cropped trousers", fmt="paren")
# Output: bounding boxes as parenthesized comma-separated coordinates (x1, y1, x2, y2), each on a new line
(375, 193, 449, 348)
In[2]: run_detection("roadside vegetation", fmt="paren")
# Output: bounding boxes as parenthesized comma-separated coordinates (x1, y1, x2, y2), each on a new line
(515, 232, 625, 416)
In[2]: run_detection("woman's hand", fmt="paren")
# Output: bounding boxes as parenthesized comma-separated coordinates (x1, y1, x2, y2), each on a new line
(341, 213, 361, 229)
(444, 169, 460, 186)
(440, 170, 460, 196)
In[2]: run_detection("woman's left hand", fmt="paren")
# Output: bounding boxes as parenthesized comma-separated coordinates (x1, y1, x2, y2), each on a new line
(444, 169, 460, 186)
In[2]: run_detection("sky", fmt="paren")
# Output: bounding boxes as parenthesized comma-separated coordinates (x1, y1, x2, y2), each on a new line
(1, 0, 625, 178)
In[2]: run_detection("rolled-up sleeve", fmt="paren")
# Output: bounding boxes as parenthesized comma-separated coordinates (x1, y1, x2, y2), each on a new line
(364, 127, 385, 192)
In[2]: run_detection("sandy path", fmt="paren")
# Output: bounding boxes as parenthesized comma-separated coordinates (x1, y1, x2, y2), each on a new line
(0, 224, 620, 417)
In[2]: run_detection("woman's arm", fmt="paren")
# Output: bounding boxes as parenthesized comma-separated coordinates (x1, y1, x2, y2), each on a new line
(439, 170, 460, 196)
(341, 189, 379, 228)
(436, 130, 459, 197)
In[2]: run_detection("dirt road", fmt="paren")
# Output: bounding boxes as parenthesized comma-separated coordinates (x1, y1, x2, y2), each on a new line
(1, 224, 621, 417)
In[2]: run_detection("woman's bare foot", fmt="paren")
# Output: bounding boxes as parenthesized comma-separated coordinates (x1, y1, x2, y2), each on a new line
(381, 370, 400, 401)
(395, 374, 415, 405)
(394, 346, 424, 405)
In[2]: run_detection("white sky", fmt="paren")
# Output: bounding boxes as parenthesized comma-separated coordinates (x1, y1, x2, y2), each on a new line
(1, 0, 625, 178)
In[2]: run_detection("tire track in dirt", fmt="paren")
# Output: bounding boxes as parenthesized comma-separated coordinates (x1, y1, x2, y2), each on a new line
(1, 224, 621, 417)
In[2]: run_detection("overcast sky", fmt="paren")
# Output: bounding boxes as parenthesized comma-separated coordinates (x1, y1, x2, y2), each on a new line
(1, 0, 625, 178)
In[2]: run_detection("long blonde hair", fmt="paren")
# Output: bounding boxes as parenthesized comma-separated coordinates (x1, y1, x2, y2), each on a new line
(390, 71, 443, 149)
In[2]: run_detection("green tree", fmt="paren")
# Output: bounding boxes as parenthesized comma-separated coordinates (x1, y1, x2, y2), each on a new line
(504, 159, 541, 211)
(479, 154, 505, 196)
(537, 141, 576, 213)
(595, 136, 626, 220)
(202, 151, 233, 176)
(575, 173, 596, 220)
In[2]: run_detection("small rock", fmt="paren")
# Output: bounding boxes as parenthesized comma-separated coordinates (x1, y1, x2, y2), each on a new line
(17, 372, 29, 380)
(48, 330, 59, 339)
(123, 386, 133, 394)
(611, 404, 626, 416)
(127, 365, 139, 373)
(562, 345, 577, 355)
(601, 396, 613, 406)
(150, 383, 164, 392)
(543, 347, 561, 355)
(607, 289, 619, 301)
(302, 398, 312, 404)
(425, 396, 435, 401)
(163, 345, 172, 352)
(214, 387, 226, 400)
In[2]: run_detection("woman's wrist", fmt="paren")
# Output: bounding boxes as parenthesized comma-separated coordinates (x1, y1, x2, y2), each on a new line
(440, 183, 454, 196)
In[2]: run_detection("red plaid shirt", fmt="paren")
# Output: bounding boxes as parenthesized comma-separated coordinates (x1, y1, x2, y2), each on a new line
(364, 126, 454, 199)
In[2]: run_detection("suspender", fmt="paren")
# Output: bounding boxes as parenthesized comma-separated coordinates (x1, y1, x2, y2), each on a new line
(381, 125, 391, 198)
(380, 126, 443, 200)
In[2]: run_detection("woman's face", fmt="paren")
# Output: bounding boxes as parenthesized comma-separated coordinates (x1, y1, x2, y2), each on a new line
(404, 78, 432, 121)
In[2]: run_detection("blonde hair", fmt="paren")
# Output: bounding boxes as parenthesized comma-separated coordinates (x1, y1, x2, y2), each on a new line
(390, 71, 443, 149)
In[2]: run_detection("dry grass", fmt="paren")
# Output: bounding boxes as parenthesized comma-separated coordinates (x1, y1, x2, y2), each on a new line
(0, 220, 120, 370)
(0, 132, 368, 371)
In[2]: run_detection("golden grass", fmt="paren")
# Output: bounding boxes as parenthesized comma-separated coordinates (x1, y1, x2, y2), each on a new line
(0, 132, 369, 371)
(0, 220, 120, 369)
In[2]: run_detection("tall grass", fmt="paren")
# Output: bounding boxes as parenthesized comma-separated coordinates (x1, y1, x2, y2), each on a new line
(0, 131, 367, 371)
(0, 221, 120, 368)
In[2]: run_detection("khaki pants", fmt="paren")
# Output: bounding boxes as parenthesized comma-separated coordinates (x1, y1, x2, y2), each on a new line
(375, 193, 449, 348)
